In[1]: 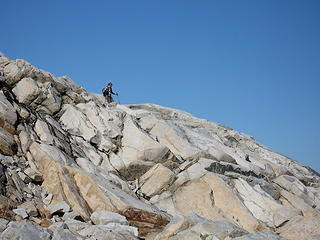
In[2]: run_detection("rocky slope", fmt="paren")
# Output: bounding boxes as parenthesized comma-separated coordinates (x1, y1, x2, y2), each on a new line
(0, 52, 319, 240)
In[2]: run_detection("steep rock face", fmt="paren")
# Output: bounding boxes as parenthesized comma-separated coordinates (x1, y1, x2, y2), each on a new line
(0, 53, 319, 240)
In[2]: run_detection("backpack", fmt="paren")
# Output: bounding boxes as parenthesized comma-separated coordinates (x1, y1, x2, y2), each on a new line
(102, 87, 109, 96)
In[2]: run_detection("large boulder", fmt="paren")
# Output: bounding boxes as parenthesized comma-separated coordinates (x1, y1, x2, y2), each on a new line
(109, 116, 175, 180)
(0, 128, 17, 156)
(28, 142, 170, 233)
(90, 210, 128, 225)
(12, 77, 40, 104)
(139, 163, 176, 197)
(4, 59, 53, 85)
(154, 214, 248, 240)
(60, 104, 96, 141)
(234, 178, 302, 228)
(277, 215, 320, 240)
(0, 222, 51, 240)
(0, 91, 17, 126)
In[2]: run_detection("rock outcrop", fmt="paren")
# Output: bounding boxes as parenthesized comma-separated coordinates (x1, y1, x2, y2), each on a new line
(0, 52, 319, 239)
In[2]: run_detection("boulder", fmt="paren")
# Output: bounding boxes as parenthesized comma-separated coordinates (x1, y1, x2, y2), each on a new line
(234, 178, 302, 227)
(0, 91, 17, 126)
(60, 104, 96, 141)
(232, 232, 287, 240)
(12, 208, 28, 219)
(46, 201, 70, 215)
(154, 214, 248, 240)
(273, 175, 318, 208)
(90, 210, 128, 225)
(139, 163, 176, 197)
(12, 77, 40, 104)
(155, 172, 262, 232)
(0, 128, 17, 156)
(105, 222, 139, 237)
(37, 85, 62, 115)
(277, 215, 320, 240)
(0, 218, 8, 232)
(34, 119, 54, 144)
(4, 59, 53, 85)
(62, 211, 82, 221)
(109, 116, 174, 179)
(17, 201, 38, 217)
(0, 221, 51, 240)
(24, 167, 43, 183)
(77, 224, 139, 240)
(149, 120, 201, 159)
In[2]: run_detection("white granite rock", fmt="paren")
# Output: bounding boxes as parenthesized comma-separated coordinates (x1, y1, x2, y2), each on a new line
(13, 77, 40, 104)
(0, 91, 17, 126)
(90, 210, 128, 225)
(0, 222, 51, 240)
(139, 163, 175, 197)
(46, 201, 70, 215)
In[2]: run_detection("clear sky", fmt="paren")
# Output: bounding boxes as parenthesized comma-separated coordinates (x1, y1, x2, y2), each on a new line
(1, 0, 319, 172)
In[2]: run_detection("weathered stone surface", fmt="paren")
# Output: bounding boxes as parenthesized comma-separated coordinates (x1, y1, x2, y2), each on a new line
(62, 211, 82, 221)
(46, 201, 70, 215)
(109, 115, 174, 180)
(77, 224, 139, 240)
(17, 201, 38, 217)
(34, 119, 54, 144)
(0, 128, 16, 156)
(0, 91, 17, 126)
(12, 77, 40, 104)
(24, 167, 43, 183)
(48, 222, 79, 240)
(90, 210, 128, 225)
(234, 178, 302, 227)
(0, 221, 51, 240)
(37, 84, 62, 115)
(60, 104, 96, 141)
(149, 119, 201, 159)
(273, 175, 319, 209)
(277, 215, 320, 240)
(154, 214, 248, 240)
(120, 207, 170, 237)
(154, 172, 262, 232)
(0, 218, 8, 232)
(140, 163, 176, 197)
(105, 222, 139, 237)
(4, 59, 53, 85)
(232, 232, 287, 240)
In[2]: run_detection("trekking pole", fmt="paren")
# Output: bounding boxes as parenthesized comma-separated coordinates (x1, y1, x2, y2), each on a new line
(116, 94, 121, 104)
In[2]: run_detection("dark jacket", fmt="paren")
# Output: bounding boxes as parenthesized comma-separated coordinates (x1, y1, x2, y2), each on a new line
(102, 86, 116, 97)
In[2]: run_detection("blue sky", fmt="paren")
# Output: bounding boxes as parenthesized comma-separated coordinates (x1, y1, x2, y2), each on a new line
(1, 0, 319, 172)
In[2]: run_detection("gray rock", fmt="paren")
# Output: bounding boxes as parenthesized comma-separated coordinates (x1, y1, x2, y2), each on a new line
(62, 211, 82, 221)
(17, 201, 38, 217)
(12, 77, 40, 104)
(0, 222, 51, 240)
(0, 218, 9, 232)
(0, 127, 16, 156)
(231, 232, 287, 240)
(13, 208, 28, 219)
(46, 201, 70, 215)
(0, 91, 17, 126)
(24, 167, 43, 183)
(48, 222, 79, 240)
(105, 222, 139, 236)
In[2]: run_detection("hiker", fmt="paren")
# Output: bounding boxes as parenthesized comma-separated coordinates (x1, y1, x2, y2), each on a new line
(0, 71, 5, 88)
(102, 82, 118, 103)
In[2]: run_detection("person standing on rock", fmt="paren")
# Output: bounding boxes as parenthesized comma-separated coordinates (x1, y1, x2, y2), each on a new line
(0, 71, 6, 88)
(102, 82, 118, 104)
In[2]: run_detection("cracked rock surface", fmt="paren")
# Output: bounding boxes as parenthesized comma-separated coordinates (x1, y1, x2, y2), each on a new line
(0, 52, 319, 239)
